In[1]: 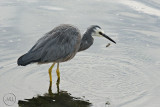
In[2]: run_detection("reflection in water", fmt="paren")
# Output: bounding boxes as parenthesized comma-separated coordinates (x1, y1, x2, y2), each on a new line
(18, 79, 92, 107)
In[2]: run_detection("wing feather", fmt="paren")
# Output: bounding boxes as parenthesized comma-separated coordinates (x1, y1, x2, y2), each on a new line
(28, 24, 81, 63)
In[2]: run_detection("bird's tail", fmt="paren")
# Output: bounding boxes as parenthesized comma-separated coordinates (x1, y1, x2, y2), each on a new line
(17, 53, 40, 66)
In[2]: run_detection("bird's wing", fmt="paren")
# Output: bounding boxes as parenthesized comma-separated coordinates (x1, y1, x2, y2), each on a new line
(28, 25, 81, 63)
(28, 29, 57, 53)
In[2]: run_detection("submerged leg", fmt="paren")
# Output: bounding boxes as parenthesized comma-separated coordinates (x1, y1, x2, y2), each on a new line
(48, 63, 55, 82)
(56, 63, 60, 79)
(56, 78, 60, 93)
(48, 81, 52, 95)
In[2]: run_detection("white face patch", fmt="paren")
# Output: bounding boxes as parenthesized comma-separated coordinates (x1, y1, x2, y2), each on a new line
(91, 27, 104, 37)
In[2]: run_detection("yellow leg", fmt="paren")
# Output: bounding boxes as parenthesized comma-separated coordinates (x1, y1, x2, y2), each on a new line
(48, 81, 52, 95)
(56, 78, 60, 93)
(56, 63, 60, 79)
(48, 63, 55, 82)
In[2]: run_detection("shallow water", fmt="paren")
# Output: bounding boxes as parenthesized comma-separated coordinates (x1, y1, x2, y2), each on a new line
(0, 0, 160, 107)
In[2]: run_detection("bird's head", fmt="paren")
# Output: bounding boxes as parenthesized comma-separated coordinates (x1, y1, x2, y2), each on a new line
(90, 25, 116, 44)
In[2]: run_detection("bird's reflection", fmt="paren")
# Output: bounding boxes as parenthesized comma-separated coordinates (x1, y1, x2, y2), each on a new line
(18, 78, 92, 107)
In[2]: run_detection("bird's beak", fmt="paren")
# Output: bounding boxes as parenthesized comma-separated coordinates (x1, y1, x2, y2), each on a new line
(101, 33, 116, 44)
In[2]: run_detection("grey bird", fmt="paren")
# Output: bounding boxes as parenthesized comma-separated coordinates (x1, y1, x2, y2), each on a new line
(17, 24, 116, 82)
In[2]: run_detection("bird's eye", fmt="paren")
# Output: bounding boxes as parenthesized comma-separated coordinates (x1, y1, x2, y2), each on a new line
(99, 32, 103, 35)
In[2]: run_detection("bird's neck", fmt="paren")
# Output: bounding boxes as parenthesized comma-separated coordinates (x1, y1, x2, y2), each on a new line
(78, 31, 94, 52)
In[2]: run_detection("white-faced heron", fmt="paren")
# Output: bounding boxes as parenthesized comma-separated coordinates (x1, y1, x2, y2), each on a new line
(17, 24, 116, 82)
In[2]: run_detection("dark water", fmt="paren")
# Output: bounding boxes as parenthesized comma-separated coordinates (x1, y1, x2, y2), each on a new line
(18, 79, 91, 107)
(0, 0, 160, 107)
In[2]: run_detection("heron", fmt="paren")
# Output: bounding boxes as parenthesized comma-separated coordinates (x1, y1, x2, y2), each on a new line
(17, 24, 116, 82)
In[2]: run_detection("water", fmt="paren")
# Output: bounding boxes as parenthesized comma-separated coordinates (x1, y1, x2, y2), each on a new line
(0, 0, 160, 107)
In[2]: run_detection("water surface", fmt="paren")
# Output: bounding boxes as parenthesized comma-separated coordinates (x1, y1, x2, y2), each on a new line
(0, 0, 160, 107)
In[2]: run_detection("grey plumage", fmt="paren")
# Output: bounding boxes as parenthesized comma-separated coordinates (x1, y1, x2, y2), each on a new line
(78, 25, 101, 52)
(17, 24, 116, 66)
(18, 24, 81, 65)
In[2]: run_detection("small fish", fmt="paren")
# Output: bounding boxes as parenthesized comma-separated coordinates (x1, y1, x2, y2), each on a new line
(106, 43, 110, 47)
